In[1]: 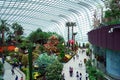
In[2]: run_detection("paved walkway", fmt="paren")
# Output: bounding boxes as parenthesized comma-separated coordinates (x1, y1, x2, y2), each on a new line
(62, 49, 89, 80)
(0, 49, 88, 80)
(0, 58, 25, 80)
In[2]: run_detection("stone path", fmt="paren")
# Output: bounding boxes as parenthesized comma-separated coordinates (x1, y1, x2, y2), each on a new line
(62, 49, 89, 80)
(0, 48, 88, 80)
(0, 58, 25, 80)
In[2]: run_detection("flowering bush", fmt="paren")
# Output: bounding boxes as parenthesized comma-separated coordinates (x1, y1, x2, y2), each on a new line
(0, 46, 16, 52)
(44, 35, 59, 53)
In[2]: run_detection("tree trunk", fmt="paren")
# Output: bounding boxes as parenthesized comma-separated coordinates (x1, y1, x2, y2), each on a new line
(71, 26, 74, 50)
(15, 31, 18, 45)
(72, 26, 73, 40)
(2, 30, 4, 45)
(68, 26, 70, 47)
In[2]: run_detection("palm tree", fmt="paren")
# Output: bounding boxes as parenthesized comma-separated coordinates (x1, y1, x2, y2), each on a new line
(6, 31, 14, 44)
(0, 20, 10, 45)
(36, 28, 42, 32)
(71, 22, 76, 40)
(12, 22, 24, 43)
(66, 22, 71, 47)
(70, 22, 76, 50)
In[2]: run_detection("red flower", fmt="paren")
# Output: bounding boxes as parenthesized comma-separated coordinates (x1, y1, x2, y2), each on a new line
(69, 40, 75, 44)
(0, 46, 16, 52)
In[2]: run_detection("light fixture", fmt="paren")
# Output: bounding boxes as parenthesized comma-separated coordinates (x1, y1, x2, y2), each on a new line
(108, 28, 113, 33)
(108, 26, 120, 33)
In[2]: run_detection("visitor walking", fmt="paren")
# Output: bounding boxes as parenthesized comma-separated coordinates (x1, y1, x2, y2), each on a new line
(2, 56, 5, 64)
(21, 77, 23, 80)
(11, 68, 15, 75)
(76, 54, 79, 59)
(19, 62, 22, 70)
(79, 73, 82, 80)
(69, 67, 73, 77)
(71, 67, 73, 76)
(85, 72, 89, 80)
(79, 60, 82, 67)
(15, 75, 18, 80)
(62, 73, 65, 80)
(76, 71, 79, 80)
(82, 49, 85, 53)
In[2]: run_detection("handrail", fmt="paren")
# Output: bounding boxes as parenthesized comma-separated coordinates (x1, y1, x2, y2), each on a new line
(15, 68, 25, 80)
(6, 61, 26, 80)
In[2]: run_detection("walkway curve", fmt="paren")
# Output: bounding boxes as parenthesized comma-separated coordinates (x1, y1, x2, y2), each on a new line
(0, 58, 25, 80)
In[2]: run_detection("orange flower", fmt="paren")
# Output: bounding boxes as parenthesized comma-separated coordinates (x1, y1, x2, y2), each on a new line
(8, 46, 16, 51)
(0, 46, 16, 52)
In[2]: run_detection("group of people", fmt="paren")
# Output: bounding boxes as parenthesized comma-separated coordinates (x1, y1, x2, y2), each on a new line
(76, 71, 82, 80)
(12, 61, 22, 70)
(65, 68, 88, 80)
(67, 49, 88, 80)
(76, 71, 89, 80)
(11, 67, 18, 80)
(11, 64, 23, 80)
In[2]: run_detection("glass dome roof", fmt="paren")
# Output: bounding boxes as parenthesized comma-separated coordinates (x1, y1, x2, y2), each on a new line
(0, 0, 105, 43)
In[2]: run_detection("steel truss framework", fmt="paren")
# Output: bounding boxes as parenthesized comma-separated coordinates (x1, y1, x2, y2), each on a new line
(0, 0, 105, 43)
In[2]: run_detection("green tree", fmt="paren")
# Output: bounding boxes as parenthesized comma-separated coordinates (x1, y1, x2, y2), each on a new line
(28, 28, 64, 45)
(27, 28, 45, 43)
(57, 43, 65, 53)
(47, 32, 64, 43)
(12, 22, 24, 43)
(28, 31, 38, 43)
(36, 53, 57, 74)
(86, 43, 90, 48)
(21, 54, 28, 68)
(36, 28, 42, 32)
(86, 59, 105, 80)
(6, 31, 14, 43)
(0, 20, 10, 45)
(0, 62, 3, 75)
(19, 40, 30, 50)
(104, 0, 120, 24)
(45, 60, 63, 80)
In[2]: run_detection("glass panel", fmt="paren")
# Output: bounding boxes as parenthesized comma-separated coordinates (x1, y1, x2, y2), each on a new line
(0, 0, 105, 42)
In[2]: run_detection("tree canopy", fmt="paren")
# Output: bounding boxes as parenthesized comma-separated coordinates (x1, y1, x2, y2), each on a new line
(45, 60, 63, 80)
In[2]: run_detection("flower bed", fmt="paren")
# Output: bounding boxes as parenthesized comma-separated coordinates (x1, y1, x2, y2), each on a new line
(0, 46, 16, 52)
(62, 54, 72, 63)
(65, 54, 71, 59)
